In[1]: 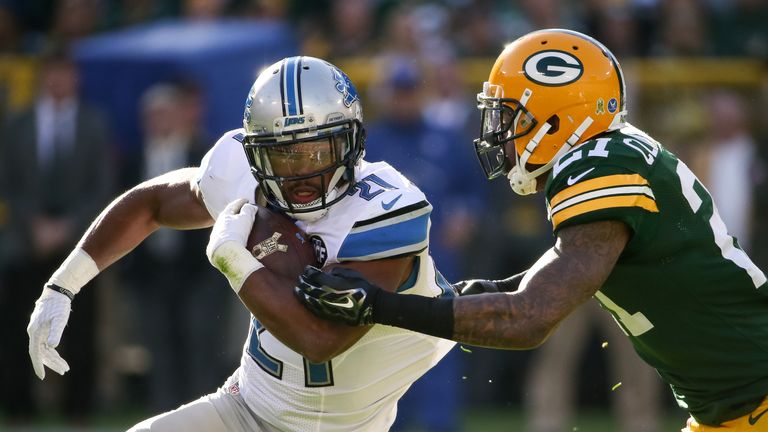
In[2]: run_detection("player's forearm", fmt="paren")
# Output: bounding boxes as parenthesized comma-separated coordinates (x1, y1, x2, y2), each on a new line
(449, 248, 578, 348)
(373, 237, 616, 348)
(240, 270, 362, 363)
(371, 290, 551, 349)
(77, 188, 161, 269)
(80, 169, 213, 270)
(451, 292, 553, 348)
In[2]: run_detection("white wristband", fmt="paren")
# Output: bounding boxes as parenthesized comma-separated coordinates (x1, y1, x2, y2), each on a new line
(210, 240, 264, 293)
(47, 248, 100, 296)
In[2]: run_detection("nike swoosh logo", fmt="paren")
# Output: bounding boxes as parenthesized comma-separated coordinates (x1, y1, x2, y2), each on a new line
(567, 167, 596, 186)
(326, 297, 354, 309)
(749, 407, 768, 425)
(381, 194, 402, 210)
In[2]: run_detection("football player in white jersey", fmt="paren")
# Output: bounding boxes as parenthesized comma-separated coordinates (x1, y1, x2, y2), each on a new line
(26, 56, 456, 431)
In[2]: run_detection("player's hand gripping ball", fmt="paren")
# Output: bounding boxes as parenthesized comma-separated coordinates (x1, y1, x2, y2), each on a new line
(247, 206, 319, 279)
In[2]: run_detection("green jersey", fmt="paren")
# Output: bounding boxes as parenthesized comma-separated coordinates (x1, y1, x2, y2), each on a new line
(544, 124, 768, 426)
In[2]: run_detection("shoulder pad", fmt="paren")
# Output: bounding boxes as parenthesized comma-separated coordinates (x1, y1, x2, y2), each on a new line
(334, 162, 432, 261)
(545, 129, 660, 232)
(195, 129, 256, 218)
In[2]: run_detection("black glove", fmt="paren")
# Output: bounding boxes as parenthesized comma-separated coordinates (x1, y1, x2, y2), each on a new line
(455, 279, 500, 296)
(295, 266, 381, 326)
(455, 271, 527, 296)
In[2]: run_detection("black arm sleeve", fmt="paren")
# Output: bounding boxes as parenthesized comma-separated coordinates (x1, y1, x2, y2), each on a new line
(372, 291, 455, 340)
(365, 271, 525, 339)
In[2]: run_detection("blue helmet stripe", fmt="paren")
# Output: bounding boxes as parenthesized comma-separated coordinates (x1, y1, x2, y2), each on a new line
(296, 57, 304, 115)
(284, 57, 299, 116)
(278, 60, 287, 117)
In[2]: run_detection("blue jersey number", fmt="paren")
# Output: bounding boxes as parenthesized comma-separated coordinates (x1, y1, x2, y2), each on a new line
(247, 319, 334, 387)
(347, 174, 396, 200)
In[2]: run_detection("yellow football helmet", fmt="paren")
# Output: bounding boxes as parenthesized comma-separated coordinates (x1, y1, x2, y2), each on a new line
(474, 29, 627, 195)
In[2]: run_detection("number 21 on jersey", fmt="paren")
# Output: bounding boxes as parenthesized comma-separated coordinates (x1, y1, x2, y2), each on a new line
(248, 318, 334, 387)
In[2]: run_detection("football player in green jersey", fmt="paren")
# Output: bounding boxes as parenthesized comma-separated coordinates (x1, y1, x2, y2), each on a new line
(295, 29, 768, 431)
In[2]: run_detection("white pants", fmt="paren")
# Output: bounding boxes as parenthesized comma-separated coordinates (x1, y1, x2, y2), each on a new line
(128, 371, 279, 432)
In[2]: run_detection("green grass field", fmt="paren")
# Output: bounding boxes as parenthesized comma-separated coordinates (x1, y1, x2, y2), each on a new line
(1, 408, 686, 431)
(462, 408, 685, 431)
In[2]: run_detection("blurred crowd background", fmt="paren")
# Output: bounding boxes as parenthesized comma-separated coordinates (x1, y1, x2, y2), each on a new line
(0, 0, 767, 431)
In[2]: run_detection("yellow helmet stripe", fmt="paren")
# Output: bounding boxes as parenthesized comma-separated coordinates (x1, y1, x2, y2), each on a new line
(549, 173, 649, 208)
(552, 194, 659, 229)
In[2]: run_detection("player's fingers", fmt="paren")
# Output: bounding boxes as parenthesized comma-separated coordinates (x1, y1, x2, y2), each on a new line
(223, 198, 248, 215)
(296, 274, 318, 293)
(26, 316, 38, 337)
(29, 342, 45, 379)
(294, 285, 314, 304)
(41, 347, 70, 376)
(300, 268, 338, 292)
(239, 203, 258, 219)
(296, 290, 323, 314)
(32, 362, 46, 380)
(301, 265, 322, 279)
(305, 268, 356, 290)
(29, 337, 46, 380)
(300, 292, 351, 324)
(458, 280, 481, 296)
(293, 286, 306, 301)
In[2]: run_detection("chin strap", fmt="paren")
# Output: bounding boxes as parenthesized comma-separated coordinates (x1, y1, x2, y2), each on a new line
(507, 166, 538, 195)
(507, 116, 594, 196)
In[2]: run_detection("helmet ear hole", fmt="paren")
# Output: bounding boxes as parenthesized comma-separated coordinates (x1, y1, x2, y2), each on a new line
(545, 115, 560, 134)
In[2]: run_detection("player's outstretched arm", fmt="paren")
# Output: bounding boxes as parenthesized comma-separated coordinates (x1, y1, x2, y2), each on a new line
(82, 168, 214, 268)
(298, 220, 630, 349)
(449, 220, 629, 348)
(28, 168, 213, 379)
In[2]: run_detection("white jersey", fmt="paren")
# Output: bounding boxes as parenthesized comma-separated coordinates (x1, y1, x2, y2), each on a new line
(196, 129, 457, 432)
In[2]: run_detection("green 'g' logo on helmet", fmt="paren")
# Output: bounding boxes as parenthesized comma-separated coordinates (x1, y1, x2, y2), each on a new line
(523, 50, 584, 87)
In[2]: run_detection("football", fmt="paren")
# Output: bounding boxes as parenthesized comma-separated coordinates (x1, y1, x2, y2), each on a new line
(246, 205, 319, 280)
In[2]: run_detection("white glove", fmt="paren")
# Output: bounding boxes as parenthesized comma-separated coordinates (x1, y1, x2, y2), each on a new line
(206, 199, 264, 293)
(27, 289, 72, 380)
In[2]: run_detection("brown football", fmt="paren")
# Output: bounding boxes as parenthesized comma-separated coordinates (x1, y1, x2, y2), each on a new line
(246, 205, 319, 280)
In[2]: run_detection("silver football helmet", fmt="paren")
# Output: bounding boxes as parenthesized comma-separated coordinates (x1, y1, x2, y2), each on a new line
(242, 56, 365, 221)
